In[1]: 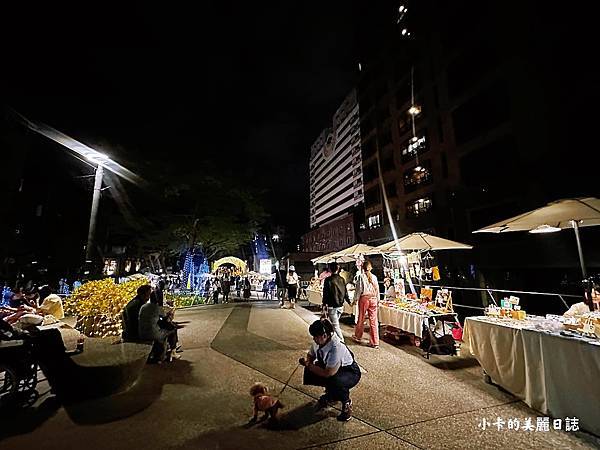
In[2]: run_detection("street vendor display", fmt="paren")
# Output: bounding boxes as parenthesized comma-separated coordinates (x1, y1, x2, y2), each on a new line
(379, 295, 455, 339)
(463, 309, 600, 436)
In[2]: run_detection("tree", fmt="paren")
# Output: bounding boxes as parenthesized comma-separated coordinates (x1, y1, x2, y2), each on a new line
(134, 170, 268, 261)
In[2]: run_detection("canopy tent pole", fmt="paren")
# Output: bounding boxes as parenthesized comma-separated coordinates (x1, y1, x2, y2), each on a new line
(571, 220, 587, 280)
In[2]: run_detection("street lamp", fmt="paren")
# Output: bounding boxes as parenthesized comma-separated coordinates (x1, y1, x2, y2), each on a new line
(12, 111, 142, 271)
(85, 155, 106, 262)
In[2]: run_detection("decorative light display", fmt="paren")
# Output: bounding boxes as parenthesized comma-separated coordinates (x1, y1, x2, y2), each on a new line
(181, 249, 209, 291)
(2, 286, 13, 306)
(64, 276, 149, 338)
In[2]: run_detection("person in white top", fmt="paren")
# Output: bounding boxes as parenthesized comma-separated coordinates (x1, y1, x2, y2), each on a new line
(351, 260, 380, 348)
(285, 266, 300, 309)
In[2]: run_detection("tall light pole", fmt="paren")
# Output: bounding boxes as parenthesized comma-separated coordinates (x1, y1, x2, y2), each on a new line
(11, 110, 142, 274)
(85, 161, 105, 262)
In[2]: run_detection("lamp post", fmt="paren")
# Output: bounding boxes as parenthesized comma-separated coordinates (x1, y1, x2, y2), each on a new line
(85, 162, 105, 263)
(11, 112, 142, 276)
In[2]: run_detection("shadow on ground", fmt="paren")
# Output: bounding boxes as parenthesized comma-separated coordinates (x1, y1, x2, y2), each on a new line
(0, 396, 62, 442)
(63, 358, 201, 425)
(175, 402, 333, 450)
(0, 358, 202, 440)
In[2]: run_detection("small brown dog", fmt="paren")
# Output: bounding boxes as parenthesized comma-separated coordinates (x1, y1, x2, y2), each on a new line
(249, 382, 284, 424)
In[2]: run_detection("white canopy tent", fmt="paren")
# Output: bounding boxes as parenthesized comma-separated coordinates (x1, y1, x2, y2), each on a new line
(310, 252, 355, 264)
(474, 197, 600, 279)
(375, 232, 473, 253)
(329, 243, 381, 259)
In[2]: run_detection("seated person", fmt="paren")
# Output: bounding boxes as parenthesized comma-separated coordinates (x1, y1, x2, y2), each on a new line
(139, 293, 179, 362)
(1, 286, 46, 324)
(122, 284, 152, 342)
(37, 285, 65, 320)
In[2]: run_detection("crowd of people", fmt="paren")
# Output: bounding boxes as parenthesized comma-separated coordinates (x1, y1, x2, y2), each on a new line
(196, 266, 308, 306)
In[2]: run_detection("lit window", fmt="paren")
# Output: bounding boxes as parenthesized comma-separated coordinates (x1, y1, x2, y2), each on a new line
(401, 136, 427, 162)
(406, 197, 433, 218)
(403, 160, 432, 193)
(367, 214, 381, 229)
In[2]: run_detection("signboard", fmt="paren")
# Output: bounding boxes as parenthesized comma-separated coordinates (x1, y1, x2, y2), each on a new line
(259, 259, 272, 275)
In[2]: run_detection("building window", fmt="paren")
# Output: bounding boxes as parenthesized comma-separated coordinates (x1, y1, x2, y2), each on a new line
(406, 197, 433, 218)
(403, 160, 432, 193)
(400, 135, 427, 163)
(367, 213, 381, 229)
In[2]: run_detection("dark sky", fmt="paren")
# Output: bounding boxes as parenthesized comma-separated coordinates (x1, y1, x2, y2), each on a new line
(2, 1, 363, 240)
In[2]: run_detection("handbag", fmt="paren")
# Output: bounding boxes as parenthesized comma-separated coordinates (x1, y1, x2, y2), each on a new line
(451, 321, 463, 341)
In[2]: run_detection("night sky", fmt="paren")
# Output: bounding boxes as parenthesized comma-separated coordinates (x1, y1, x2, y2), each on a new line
(2, 1, 363, 240)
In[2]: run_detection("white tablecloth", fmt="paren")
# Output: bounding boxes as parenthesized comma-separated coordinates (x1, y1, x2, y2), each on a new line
(464, 317, 600, 436)
(378, 305, 430, 338)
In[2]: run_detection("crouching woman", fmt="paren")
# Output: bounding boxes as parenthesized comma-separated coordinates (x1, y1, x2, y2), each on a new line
(299, 319, 361, 422)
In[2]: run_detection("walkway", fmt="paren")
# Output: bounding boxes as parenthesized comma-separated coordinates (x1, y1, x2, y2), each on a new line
(1, 302, 598, 449)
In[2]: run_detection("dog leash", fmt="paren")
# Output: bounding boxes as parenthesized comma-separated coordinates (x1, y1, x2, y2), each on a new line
(277, 363, 301, 397)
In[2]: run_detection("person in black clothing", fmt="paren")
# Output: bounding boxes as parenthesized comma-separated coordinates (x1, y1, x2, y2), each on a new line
(243, 277, 251, 300)
(322, 262, 351, 342)
(122, 284, 152, 342)
(151, 279, 165, 306)
(275, 269, 287, 306)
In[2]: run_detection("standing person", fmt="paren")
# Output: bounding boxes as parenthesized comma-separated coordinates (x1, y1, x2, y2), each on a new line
(204, 278, 211, 299)
(299, 319, 361, 422)
(235, 277, 242, 298)
(151, 279, 166, 306)
(262, 280, 269, 299)
(339, 267, 352, 285)
(122, 284, 152, 342)
(212, 277, 221, 304)
(351, 260, 381, 349)
(322, 262, 351, 342)
(243, 277, 251, 300)
(221, 276, 231, 303)
(286, 266, 300, 309)
(268, 277, 276, 300)
(275, 269, 287, 307)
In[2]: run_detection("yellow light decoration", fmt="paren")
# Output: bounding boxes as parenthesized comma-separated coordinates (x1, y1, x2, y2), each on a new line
(65, 277, 149, 337)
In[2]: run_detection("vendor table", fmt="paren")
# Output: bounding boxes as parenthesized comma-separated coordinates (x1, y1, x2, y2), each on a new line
(378, 305, 455, 339)
(464, 316, 600, 436)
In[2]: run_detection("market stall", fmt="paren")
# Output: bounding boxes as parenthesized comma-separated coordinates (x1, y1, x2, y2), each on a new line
(308, 244, 379, 317)
(464, 312, 600, 435)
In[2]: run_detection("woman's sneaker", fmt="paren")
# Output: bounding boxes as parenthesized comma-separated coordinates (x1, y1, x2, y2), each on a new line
(337, 400, 352, 422)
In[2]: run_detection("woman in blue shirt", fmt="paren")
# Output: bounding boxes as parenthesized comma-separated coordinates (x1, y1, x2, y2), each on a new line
(299, 319, 361, 422)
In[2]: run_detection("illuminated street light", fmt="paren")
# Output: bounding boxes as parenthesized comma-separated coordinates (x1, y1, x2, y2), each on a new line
(11, 110, 142, 270)
(408, 105, 421, 116)
(528, 224, 562, 234)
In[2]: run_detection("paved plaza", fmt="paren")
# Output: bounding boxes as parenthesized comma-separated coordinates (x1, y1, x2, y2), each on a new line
(2, 301, 599, 449)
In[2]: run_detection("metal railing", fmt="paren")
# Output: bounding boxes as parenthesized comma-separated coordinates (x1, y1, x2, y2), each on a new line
(384, 282, 582, 313)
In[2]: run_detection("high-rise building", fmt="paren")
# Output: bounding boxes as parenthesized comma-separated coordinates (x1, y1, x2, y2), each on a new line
(354, 0, 599, 287)
(302, 90, 363, 253)
(309, 90, 363, 228)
